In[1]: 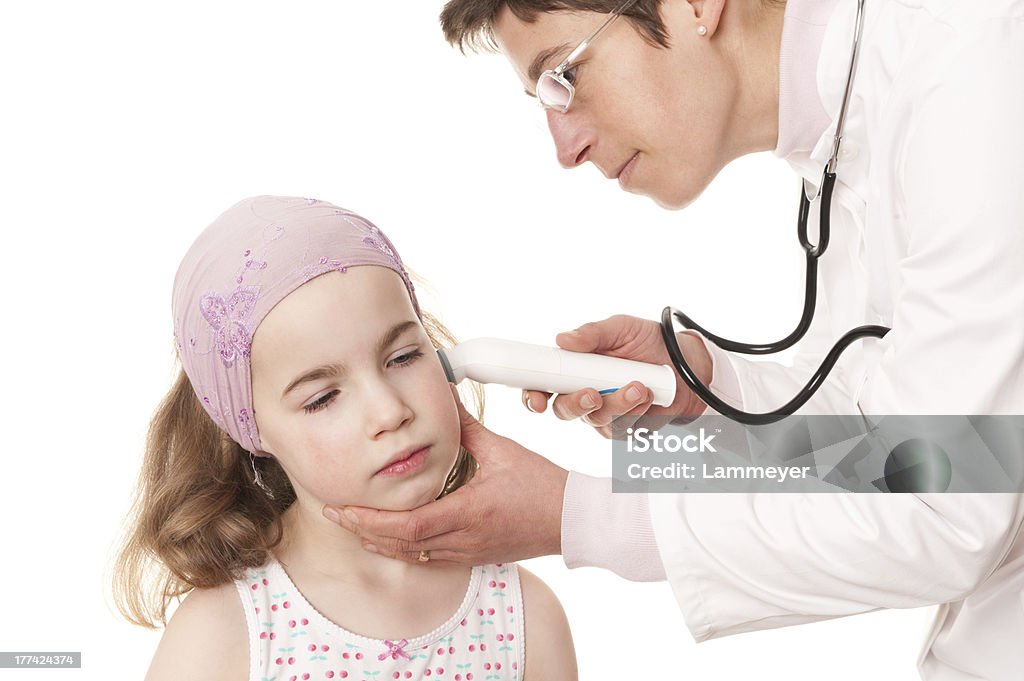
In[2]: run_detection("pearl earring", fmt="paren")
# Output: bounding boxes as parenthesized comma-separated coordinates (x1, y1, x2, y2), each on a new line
(697, 25, 708, 36)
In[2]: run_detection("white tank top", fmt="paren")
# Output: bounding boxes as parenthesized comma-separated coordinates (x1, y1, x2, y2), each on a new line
(233, 555, 525, 681)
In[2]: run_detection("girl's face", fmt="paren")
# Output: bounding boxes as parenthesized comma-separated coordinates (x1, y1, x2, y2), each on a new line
(249, 266, 461, 512)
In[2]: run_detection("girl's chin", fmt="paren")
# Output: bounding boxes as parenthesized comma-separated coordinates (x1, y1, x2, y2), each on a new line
(374, 476, 451, 512)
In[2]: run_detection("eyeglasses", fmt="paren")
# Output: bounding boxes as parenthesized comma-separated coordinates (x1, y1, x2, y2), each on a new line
(535, 0, 640, 113)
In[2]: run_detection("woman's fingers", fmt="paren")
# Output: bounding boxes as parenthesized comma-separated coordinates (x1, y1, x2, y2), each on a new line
(382, 548, 475, 565)
(322, 492, 489, 565)
(555, 315, 647, 356)
(522, 389, 552, 414)
(553, 382, 653, 427)
(549, 388, 604, 422)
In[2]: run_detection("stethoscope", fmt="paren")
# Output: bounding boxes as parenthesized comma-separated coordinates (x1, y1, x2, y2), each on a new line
(660, 0, 890, 425)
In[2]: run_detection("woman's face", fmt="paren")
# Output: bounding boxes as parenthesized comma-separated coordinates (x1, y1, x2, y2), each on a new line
(492, 2, 739, 209)
(250, 266, 461, 512)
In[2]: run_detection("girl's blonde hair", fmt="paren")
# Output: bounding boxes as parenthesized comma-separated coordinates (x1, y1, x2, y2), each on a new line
(112, 309, 482, 629)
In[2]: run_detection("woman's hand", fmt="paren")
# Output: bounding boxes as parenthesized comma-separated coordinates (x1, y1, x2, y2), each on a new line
(523, 315, 713, 438)
(321, 387, 569, 565)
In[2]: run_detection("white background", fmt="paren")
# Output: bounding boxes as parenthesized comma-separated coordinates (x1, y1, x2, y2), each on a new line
(0, 1, 932, 679)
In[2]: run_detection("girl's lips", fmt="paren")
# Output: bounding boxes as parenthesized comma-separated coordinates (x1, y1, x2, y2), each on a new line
(376, 447, 430, 477)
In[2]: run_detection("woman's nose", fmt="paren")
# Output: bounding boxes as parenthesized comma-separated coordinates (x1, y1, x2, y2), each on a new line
(546, 109, 594, 168)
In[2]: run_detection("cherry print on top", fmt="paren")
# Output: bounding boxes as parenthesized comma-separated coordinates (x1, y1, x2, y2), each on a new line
(233, 555, 525, 681)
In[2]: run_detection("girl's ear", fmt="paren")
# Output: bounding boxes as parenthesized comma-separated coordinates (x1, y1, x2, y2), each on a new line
(253, 413, 275, 456)
(252, 419, 275, 456)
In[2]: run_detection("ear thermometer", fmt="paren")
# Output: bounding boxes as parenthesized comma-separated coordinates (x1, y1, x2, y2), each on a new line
(437, 338, 676, 407)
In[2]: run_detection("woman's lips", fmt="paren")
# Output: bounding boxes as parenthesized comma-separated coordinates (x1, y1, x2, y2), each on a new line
(376, 447, 430, 477)
(617, 152, 640, 189)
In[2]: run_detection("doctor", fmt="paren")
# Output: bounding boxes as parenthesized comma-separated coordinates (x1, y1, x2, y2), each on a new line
(322, 0, 1024, 678)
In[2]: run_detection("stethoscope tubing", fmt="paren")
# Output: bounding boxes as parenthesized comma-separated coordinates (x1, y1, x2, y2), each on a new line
(660, 172, 890, 425)
(657, 0, 890, 425)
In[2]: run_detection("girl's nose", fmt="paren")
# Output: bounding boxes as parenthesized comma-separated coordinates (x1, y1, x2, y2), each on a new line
(363, 380, 414, 439)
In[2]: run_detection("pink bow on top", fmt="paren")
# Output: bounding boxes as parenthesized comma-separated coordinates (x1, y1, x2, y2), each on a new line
(378, 639, 411, 661)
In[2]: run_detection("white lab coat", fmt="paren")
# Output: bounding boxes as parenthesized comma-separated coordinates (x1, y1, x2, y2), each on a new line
(650, 1, 1024, 679)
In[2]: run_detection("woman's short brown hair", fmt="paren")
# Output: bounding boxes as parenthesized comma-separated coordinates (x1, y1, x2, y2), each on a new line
(440, 0, 671, 54)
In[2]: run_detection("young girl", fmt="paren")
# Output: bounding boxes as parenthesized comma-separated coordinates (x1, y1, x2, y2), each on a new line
(113, 196, 577, 681)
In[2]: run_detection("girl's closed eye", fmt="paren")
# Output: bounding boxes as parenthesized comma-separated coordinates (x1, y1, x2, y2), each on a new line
(302, 349, 424, 414)
(303, 390, 338, 414)
(388, 348, 424, 368)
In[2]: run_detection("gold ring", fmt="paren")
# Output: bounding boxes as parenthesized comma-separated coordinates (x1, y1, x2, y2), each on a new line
(417, 550, 431, 563)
